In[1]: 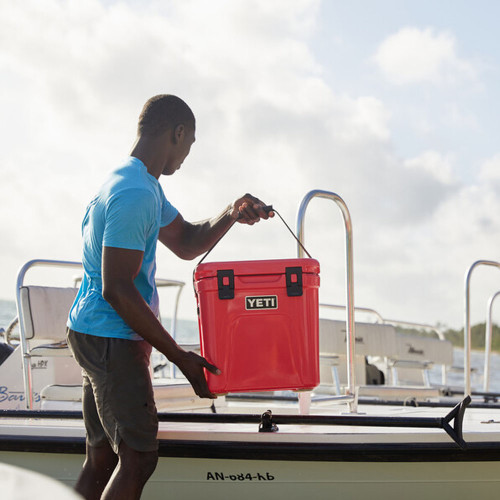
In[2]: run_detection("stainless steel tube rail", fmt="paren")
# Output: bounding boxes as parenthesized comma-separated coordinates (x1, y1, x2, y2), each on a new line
(296, 190, 357, 412)
(155, 278, 185, 379)
(319, 303, 384, 323)
(16, 259, 83, 409)
(464, 260, 500, 396)
(484, 290, 500, 393)
(320, 303, 446, 339)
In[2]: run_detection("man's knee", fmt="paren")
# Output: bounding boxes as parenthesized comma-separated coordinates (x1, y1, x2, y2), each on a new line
(86, 442, 118, 471)
(118, 442, 158, 480)
(135, 449, 158, 478)
(140, 450, 158, 479)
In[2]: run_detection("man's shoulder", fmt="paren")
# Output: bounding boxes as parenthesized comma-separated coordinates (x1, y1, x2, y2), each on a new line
(105, 159, 154, 197)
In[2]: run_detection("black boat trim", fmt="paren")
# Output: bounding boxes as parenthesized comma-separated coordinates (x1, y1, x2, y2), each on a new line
(2, 434, 500, 462)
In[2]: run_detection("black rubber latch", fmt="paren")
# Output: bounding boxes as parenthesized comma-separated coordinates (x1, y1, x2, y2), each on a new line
(259, 410, 279, 433)
(285, 266, 303, 297)
(217, 269, 234, 299)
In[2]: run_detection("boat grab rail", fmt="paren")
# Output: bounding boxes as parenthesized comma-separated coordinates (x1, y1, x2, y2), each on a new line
(297, 190, 356, 412)
(0, 396, 471, 449)
(16, 259, 83, 409)
(3, 317, 19, 345)
(320, 303, 384, 323)
(319, 303, 445, 340)
(464, 260, 500, 396)
(484, 290, 500, 393)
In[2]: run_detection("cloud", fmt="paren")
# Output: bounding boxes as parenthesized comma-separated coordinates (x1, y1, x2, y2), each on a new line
(404, 150, 455, 185)
(0, 0, 496, 330)
(479, 153, 500, 186)
(373, 27, 476, 85)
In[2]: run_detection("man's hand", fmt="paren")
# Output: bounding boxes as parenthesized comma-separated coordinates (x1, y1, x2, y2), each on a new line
(173, 350, 220, 399)
(230, 194, 274, 225)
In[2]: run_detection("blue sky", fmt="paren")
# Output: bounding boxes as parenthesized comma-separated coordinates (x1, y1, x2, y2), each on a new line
(313, 0, 500, 181)
(1, 0, 500, 330)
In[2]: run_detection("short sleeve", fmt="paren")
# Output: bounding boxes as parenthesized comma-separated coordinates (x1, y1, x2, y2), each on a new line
(159, 186, 178, 227)
(103, 189, 155, 250)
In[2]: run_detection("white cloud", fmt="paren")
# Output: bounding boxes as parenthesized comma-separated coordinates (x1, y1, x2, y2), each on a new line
(373, 27, 476, 85)
(479, 153, 500, 185)
(404, 151, 455, 184)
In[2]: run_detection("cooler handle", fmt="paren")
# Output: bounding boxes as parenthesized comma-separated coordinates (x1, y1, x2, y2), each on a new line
(196, 206, 312, 266)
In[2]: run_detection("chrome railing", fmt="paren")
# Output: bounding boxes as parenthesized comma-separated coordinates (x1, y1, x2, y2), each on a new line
(16, 259, 83, 409)
(484, 290, 500, 393)
(319, 303, 384, 323)
(464, 260, 500, 396)
(297, 190, 357, 412)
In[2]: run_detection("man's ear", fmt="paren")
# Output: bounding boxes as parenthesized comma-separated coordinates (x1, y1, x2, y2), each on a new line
(173, 124, 185, 144)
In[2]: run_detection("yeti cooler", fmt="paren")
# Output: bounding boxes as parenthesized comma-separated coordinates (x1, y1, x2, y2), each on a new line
(194, 258, 320, 394)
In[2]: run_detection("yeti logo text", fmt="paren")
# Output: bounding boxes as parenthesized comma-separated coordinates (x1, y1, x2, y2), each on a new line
(245, 296, 278, 310)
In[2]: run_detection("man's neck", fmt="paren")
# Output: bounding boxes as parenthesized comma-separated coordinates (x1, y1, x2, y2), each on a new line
(129, 134, 168, 179)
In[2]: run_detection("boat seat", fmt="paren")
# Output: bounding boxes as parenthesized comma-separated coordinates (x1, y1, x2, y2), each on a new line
(41, 384, 82, 402)
(317, 319, 399, 393)
(40, 380, 224, 412)
(19, 285, 78, 355)
(18, 285, 79, 408)
(357, 385, 441, 402)
(319, 319, 399, 356)
(388, 334, 454, 386)
(393, 333, 453, 365)
(317, 319, 454, 392)
(153, 380, 226, 411)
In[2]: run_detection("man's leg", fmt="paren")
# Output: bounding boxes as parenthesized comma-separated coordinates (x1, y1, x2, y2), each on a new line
(101, 441, 158, 500)
(75, 441, 118, 500)
(67, 330, 118, 499)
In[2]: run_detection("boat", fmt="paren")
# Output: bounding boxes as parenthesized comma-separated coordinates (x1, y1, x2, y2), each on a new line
(2, 189, 500, 499)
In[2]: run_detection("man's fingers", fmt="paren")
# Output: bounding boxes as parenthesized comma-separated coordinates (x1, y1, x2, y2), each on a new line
(233, 195, 274, 225)
(238, 203, 268, 223)
(203, 358, 221, 375)
(180, 351, 220, 399)
(185, 367, 217, 399)
(193, 382, 217, 399)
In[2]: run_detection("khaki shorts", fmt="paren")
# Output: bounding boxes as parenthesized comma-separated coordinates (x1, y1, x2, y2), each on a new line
(67, 329, 158, 453)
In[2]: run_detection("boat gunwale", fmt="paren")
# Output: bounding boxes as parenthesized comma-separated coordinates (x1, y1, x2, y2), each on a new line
(3, 433, 500, 462)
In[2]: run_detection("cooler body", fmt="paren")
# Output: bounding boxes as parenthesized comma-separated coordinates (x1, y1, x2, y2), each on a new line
(194, 258, 320, 394)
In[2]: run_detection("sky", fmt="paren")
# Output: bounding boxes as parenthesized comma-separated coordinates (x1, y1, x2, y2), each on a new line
(1, 0, 500, 330)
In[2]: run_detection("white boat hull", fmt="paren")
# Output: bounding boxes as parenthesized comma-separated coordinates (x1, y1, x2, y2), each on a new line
(2, 447, 500, 500)
(2, 399, 500, 500)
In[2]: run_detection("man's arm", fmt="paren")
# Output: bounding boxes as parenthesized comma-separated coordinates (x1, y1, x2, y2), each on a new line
(101, 245, 219, 398)
(159, 193, 273, 260)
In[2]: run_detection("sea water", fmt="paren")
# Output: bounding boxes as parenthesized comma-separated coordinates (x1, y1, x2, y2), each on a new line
(0, 300, 16, 330)
(2, 300, 500, 394)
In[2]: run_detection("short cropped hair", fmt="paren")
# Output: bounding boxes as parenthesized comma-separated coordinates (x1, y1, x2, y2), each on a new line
(137, 94, 195, 137)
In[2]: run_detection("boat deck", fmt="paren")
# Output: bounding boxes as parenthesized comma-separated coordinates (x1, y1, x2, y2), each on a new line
(2, 399, 500, 447)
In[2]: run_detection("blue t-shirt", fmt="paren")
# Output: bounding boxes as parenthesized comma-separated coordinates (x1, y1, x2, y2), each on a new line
(67, 157, 178, 340)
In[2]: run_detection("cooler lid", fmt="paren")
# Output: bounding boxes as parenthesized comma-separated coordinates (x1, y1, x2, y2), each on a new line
(194, 258, 320, 280)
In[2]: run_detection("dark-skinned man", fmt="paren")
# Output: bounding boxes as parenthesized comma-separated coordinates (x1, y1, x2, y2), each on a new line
(67, 94, 273, 500)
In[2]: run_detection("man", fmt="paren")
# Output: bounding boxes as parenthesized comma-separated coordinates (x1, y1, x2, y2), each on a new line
(67, 94, 273, 500)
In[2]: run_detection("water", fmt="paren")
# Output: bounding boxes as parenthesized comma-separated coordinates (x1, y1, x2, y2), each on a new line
(2, 299, 500, 394)
(428, 348, 500, 394)
(0, 300, 16, 329)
